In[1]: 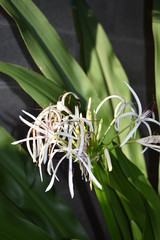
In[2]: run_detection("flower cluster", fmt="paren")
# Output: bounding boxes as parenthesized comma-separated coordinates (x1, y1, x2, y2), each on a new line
(115, 82, 160, 150)
(12, 81, 160, 197)
(95, 81, 160, 153)
(12, 92, 102, 198)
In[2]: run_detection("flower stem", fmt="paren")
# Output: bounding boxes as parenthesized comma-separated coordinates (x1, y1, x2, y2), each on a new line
(106, 121, 136, 146)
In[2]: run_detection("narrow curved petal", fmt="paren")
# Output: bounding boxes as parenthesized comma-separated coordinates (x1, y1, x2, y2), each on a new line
(38, 164, 43, 182)
(115, 111, 137, 131)
(142, 117, 160, 127)
(11, 135, 45, 145)
(19, 116, 51, 136)
(68, 154, 74, 198)
(114, 102, 123, 118)
(77, 155, 102, 190)
(123, 81, 142, 115)
(45, 154, 67, 192)
(120, 122, 141, 147)
(96, 95, 125, 114)
(141, 121, 152, 136)
(61, 92, 79, 106)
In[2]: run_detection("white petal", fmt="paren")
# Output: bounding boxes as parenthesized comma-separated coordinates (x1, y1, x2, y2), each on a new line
(114, 102, 123, 118)
(120, 122, 140, 147)
(68, 154, 74, 198)
(39, 164, 43, 182)
(104, 148, 112, 172)
(96, 95, 124, 114)
(123, 81, 142, 116)
(45, 154, 67, 192)
(11, 136, 45, 145)
(76, 122, 85, 157)
(141, 121, 152, 136)
(78, 155, 102, 190)
(61, 92, 79, 106)
(57, 101, 71, 114)
(19, 116, 50, 136)
(115, 111, 137, 123)
(143, 117, 160, 127)
(22, 110, 38, 121)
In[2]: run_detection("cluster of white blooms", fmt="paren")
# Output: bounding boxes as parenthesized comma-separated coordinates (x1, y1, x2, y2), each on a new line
(12, 81, 160, 197)
(12, 92, 102, 198)
(95, 81, 160, 153)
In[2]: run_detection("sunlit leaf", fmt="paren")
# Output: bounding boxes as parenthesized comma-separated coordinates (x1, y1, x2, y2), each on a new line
(152, 0, 160, 194)
(71, 0, 146, 175)
(0, 0, 100, 109)
(153, 0, 160, 115)
(72, 0, 129, 101)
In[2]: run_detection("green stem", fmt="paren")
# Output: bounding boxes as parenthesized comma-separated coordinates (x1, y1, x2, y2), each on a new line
(108, 140, 136, 152)
(105, 121, 136, 146)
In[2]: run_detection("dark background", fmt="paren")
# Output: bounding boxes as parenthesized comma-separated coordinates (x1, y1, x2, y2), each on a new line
(0, 1, 157, 239)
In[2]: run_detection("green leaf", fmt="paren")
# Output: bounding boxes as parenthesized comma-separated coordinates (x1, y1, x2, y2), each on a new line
(0, 0, 100, 108)
(0, 0, 146, 175)
(0, 62, 63, 107)
(130, 221, 142, 240)
(93, 160, 132, 240)
(112, 148, 160, 238)
(72, 0, 129, 101)
(0, 126, 89, 240)
(152, 0, 160, 117)
(0, 193, 53, 240)
(152, 0, 160, 194)
(71, 0, 146, 175)
(93, 148, 160, 239)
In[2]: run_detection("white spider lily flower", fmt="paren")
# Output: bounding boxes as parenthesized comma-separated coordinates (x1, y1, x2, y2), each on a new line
(42, 114, 101, 198)
(12, 92, 102, 198)
(115, 81, 160, 147)
(136, 136, 160, 153)
(95, 92, 137, 144)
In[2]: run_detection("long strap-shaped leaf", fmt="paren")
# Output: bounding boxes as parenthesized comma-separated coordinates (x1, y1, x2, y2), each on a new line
(0, 62, 63, 107)
(0, 126, 89, 240)
(153, 0, 160, 114)
(93, 167, 132, 240)
(152, 0, 160, 194)
(93, 149, 160, 240)
(0, 0, 100, 108)
(0, 192, 53, 240)
(72, 0, 130, 102)
(0, 0, 146, 176)
(71, 0, 146, 175)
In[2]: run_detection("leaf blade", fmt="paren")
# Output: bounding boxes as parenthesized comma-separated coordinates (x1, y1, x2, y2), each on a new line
(152, 0, 160, 195)
(72, 0, 146, 174)
(0, 62, 63, 107)
(93, 148, 160, 239)
(0, 126, 89, 240)
(0, 0, 100, 108)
